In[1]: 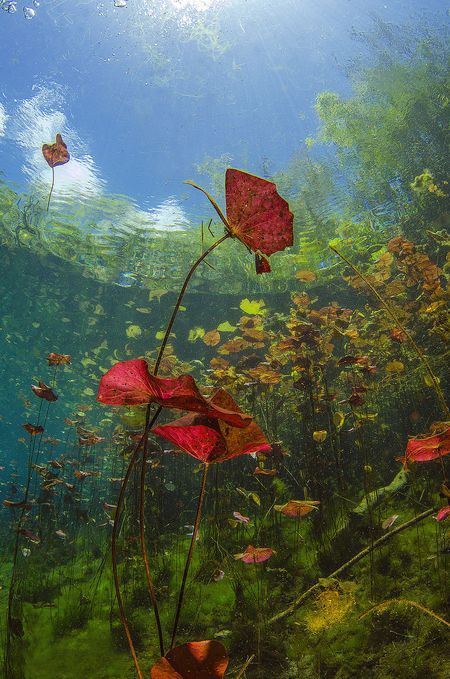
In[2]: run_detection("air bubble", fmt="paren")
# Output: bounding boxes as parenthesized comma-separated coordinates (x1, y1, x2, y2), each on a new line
(23, 6, 36, 18)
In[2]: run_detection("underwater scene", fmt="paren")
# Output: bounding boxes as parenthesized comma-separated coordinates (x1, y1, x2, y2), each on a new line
(0, 1, 449, 677)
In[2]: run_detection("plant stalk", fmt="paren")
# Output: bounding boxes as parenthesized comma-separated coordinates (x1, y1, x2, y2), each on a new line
(46, 167, 55, 212)
(170, 462, 209, 650)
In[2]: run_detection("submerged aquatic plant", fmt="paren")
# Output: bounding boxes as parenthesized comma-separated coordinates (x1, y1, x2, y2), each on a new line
(41, 133, 70, 211)
(93, 168, 293, 676)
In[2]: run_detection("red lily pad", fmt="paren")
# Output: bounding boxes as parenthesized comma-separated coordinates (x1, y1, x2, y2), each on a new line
(186, 169, 293, 273)
(97, 360, 250, 428)
(152, 389, 271, 464)
(234, 545, 275, 563)
(396, 427, 450, 468)
(150, 640, 228, 679)
(42, 134, 70, 168)
(23, 423, 44, 436)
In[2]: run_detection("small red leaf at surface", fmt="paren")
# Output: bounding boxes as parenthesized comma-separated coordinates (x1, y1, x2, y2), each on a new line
(150, 640, 228, 679)
(31, 381, 58, 402)
(226, 169, 294, 257)
(42, 134, 70, 168)
(436, 506, 450, 522)
(234, 545, 275, 564)
(97, 359, 249, 427)
(153, 389, 271, 464)
(274, 500, 320, 518)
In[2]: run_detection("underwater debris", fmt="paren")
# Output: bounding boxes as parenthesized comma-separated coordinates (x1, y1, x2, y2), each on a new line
(22, 423, 44, 435)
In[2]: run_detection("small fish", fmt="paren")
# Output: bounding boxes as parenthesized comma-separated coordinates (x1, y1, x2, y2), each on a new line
(55, 530, 67, 539)
(213, 569, 225, 582)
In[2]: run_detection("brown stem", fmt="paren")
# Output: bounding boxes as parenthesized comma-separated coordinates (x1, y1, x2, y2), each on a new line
(154, 233, 230, 374)
(235, 654, 256, 678)
(268, 507, 434, 625)
(139, 407, 165, 657)
(46, 167, 55, 212)
(111, 443, 145, 679)
(170, 462, 209, 650)
(330, 245, 449, 419)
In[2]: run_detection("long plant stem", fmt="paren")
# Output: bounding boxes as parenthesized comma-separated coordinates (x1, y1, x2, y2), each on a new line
(111, 407, 161, 679)
(170, 463, 209, 650)
(330, 245, 449, 419)
(235, 654, 256, 678)
(139, 406, 165, 657)
(268, 507, 434, 625)
(154, 233, 230, 374)
(46, 167, 55, 212)
(115, 233, 229, 672)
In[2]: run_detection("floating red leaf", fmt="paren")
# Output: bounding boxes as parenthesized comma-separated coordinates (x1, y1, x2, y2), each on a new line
(150, 640, 228, 679)
(31, 381, 58, 402)
(152, 389, 271, 464)
(42, 134, 70, 168)
(234, 545, 275, 564)
(225, 169, 294, 256)
(97, 359, 249, 428)
(186, 169, 293, 274)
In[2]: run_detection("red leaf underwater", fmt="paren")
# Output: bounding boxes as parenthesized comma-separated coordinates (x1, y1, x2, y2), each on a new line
(234, 545, 275, 564)
(186, 169, 293, 274)
(152, 389, 271, 464)
(97, 359, 250, 427)
(42, 134, 70, 168)
(31, 381, 58, 402)
(23, 423, 44, 436)
(396, 427, 450, 468)
(436, 506, 450, 522)
(150, 640, 228, 678)
(47, 352, 71, 365)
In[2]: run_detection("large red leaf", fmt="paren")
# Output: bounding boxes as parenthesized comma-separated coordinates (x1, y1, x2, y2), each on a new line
(42, 133, 70, 168)
(225, 169, 294, 257)
(152, 389, 271, 464)
(97, 360, 250, 427)
(151, 640, 228, 679)
(396, 427, 450, 467)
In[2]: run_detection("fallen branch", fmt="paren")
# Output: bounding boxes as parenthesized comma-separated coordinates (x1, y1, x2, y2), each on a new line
(268, 507, 434, 625)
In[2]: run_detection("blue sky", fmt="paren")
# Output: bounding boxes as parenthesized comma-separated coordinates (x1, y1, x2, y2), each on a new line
(0, 0, 446, 226)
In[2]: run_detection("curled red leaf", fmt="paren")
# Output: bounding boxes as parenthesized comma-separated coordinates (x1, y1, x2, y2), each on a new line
(150, 640, 228, 679)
